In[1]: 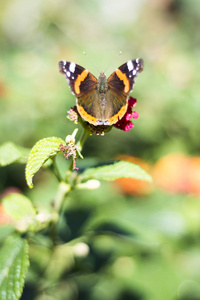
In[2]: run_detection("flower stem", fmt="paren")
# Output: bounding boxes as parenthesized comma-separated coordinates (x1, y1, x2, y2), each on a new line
(76, 128, 90, 153)
(54, 181, 71, 213)
(50, 156, 62, 182)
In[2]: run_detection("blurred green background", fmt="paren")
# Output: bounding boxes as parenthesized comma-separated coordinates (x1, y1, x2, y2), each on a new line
(1, 0, 200, 299)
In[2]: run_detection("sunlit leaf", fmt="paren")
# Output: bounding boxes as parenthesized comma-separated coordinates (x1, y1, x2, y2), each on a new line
(2, 193, 36, 232)
(80, 161, 152, 182)
(25, 137, 65, 188)
(0, 235, 29, 300)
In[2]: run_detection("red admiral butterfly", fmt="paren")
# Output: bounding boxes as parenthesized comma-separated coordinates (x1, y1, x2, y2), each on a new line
(59, 58, 143, 125)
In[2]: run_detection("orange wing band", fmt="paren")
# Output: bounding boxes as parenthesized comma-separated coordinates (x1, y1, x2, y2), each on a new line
(74, 70, 89, 94)
(78, 103, 128, 126)
(115, 69, 130, 93)
(77, 104, 98, 125)
(108, 104, 128, 125)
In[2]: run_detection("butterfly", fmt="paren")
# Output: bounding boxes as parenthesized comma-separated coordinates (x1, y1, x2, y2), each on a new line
(59, 58, 143, 126)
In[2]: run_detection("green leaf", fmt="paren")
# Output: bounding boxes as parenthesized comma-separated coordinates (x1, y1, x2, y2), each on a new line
(0, 142, 30, 167)
(25, 137, 65, 188)
(0, 226, 15, 242)
(80, 160, 152, 182)
(0, 235, 29, 300)
(2, 193, 36, 232)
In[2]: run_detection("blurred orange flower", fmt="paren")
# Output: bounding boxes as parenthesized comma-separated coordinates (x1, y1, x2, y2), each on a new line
(187, 157, 200, 195)
(152, 153, 194, 194)
(0, 205, 13, 225)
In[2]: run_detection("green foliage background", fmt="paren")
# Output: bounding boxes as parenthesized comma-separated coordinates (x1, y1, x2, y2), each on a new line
(1, 0, 200, 299)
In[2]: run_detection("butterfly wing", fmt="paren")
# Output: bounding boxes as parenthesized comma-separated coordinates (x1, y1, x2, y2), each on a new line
(59, 61, 102, 124)
(108, 59, 143, 94)
(104, 58, 143, 125)
(59, 61, 97, 95)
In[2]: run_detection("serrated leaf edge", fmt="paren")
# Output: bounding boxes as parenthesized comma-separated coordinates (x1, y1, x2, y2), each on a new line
(25, 137, 65, 188)
(80, 160, 152, 182)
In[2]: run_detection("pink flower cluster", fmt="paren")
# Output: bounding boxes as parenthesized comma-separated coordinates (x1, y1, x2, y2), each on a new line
(114, 97, 139, 131)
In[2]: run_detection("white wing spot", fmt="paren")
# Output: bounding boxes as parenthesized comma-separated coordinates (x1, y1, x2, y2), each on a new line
(132, 69, 137, 76)
(135, 58, 139, 63)
(67, 71, 71, 77)
(129, 74, 132, 78)
(127, 60, 133, 71)
(69, 62, 76, 73)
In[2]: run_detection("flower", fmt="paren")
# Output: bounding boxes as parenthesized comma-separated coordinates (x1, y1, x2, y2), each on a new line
(60, 142, 79, 171)
(114, 97, 139, 131)
(67, 97, 139, 134)
(67, 106, 79, 124)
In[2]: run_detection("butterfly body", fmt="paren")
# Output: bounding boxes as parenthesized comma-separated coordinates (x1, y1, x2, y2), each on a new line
(59, 59, 143, 125)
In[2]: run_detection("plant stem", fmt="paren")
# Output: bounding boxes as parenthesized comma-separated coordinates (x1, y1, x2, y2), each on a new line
(50, 182, 70, 245)
(51, 156, 62, 182)
(54, 129, 90, 213)
(76, 128, 90, 153)
(54, 181, 71, 213)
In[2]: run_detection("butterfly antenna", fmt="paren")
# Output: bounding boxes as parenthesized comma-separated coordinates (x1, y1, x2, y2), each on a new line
(104, 51, 123, 74)
(83, 51, 101, 73)
(51, 22, 100, 73)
